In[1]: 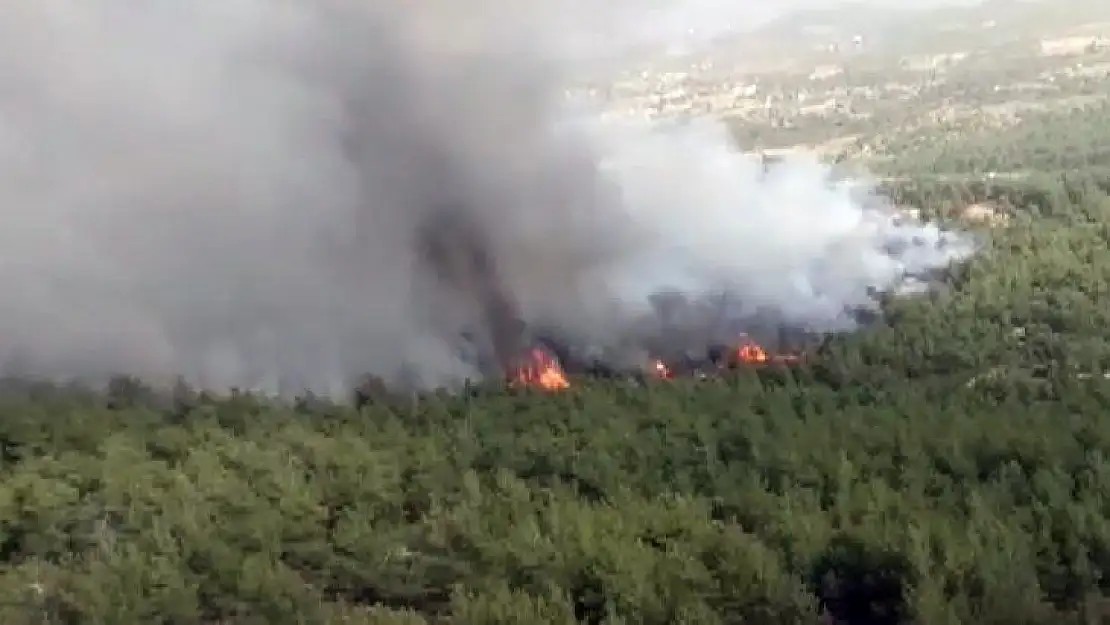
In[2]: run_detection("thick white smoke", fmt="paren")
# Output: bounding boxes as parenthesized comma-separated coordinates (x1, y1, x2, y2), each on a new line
(0, 0, 974, 395)
(587, 118, 972, 327)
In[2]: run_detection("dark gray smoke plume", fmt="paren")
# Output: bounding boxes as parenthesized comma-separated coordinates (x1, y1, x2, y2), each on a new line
(0, 1, 974, 395)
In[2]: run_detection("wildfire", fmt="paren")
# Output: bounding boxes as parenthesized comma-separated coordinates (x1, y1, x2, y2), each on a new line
(650, 359, 672, 379)
(726, 335, 803, 366)
(510, 347, 570, 391)
(506, 334, 802, 391)
(730, 336, 769, 365)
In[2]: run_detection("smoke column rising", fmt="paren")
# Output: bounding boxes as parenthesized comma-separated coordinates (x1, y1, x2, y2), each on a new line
(0, 0, 974, 394)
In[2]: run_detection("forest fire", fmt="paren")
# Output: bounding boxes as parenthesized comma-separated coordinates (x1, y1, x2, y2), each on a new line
(508, 333, 803, 391)
(731, 336, 768, 365)
(509, 347, 570, 390)
(728, 337, 805, 366)
(650, 359, 673, 379)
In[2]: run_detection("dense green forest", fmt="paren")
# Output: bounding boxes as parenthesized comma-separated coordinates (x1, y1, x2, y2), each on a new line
(7, 108, 1110, 624)
(884, 99, 1110, 177)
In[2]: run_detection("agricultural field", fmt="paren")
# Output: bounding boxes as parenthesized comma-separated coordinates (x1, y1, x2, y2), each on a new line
(6, 2, 1110, 624)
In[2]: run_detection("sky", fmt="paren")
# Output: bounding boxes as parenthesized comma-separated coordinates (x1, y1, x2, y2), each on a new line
(544, 0, 999, 61)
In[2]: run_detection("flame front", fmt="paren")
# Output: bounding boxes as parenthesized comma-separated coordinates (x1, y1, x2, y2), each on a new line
(651, 359, 672, 379)
(511, 348, 570, 390)
(506, 334, 802, 390)
(732, 338, 768, 364)
(727, 335, 805, 366)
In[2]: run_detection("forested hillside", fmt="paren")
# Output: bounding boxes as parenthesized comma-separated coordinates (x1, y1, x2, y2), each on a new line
(8, 9, 1110, 619)
(884, 100, 1110, 178)
(3, 120, 1110, 625)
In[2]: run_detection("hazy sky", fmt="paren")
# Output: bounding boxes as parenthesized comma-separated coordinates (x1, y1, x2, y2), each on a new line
(541, 0, 995, 61)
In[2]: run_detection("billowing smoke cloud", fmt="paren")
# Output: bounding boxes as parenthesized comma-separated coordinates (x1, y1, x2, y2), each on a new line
(0, 0, 974, 395)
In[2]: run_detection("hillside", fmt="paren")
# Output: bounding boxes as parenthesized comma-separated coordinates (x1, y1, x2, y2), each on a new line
(8, 3, 1110, 625)
(5, 159, 1110, 623)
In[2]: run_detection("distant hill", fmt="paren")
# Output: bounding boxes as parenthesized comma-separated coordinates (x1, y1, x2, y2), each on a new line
(729, 0, 1110, 60)
(755, 3, 914, 42)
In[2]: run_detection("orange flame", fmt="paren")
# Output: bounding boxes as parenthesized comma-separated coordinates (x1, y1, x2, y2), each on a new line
(727, 334, 805, 366)
(731, 337, 768, 365)
(510, 348, 570, 390)
(650, 359, 672, 379)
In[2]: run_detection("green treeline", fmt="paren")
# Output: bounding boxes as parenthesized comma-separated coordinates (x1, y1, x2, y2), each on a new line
(4, 368, 1110, 625)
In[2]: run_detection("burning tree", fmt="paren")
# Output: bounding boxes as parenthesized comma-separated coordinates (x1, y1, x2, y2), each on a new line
(508, 347, 570, 391)
(731, 336, 769, 365)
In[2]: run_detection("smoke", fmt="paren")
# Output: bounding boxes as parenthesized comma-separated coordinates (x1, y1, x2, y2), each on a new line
(0, 0, 975, 395)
